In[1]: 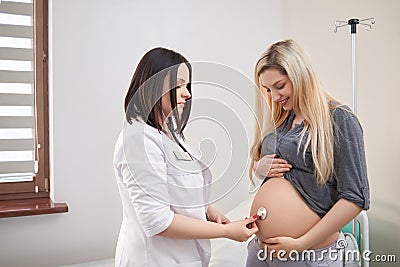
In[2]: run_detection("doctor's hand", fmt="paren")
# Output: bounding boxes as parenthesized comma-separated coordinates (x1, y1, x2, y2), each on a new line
(223, 216, 258, 242)
(253, 154, 292, 179)
(207, 206, 230, 224)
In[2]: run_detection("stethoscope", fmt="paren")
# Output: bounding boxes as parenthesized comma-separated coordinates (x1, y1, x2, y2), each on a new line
(247, 206, 267, 229)
(257, 206, 268, 220)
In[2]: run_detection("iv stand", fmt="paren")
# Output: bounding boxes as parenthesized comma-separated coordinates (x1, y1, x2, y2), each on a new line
(334, 18, 375, 114)
(334, 17, 375, 267)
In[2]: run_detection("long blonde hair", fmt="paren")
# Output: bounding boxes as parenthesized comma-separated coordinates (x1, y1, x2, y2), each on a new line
(250, 39, 338, 185)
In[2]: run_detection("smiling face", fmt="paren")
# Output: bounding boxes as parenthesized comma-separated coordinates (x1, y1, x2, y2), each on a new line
(161, 63, 191, 117)
(259, 68, 295, 112)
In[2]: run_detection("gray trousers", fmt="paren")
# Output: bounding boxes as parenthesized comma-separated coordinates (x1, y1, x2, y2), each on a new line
(245, 233, 345, 267)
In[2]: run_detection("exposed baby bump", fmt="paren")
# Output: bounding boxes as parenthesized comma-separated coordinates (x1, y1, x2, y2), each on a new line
(251, 178, 320, 242)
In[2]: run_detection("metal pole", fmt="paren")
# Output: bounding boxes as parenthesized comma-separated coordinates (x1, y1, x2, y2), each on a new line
(352, 32, 357, 114)
(348, 18, 360, 115)
(352, 24, 358, 238)
(349, 17, 360, 235)
(334, 17, 375, 267)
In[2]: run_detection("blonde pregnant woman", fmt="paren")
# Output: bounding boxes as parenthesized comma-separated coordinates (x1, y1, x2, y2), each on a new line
(246, 40, 370, 267)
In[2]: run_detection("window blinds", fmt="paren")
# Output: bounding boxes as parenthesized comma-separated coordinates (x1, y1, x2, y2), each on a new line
(0, 0, 36, 183)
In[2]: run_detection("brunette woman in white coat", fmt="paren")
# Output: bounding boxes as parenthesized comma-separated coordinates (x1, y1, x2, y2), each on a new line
(113, 47, 258, 267)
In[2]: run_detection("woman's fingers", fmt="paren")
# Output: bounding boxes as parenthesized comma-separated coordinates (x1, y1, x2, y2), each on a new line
(255, 154, 292, 177)
(269, 167, 291, 174)
(265, 237, 279, 244)
(225, 219, 258, 242)
(222, 216, 230, 224)
(272, 163, 292, 168)
(272, 158, 290, 164)
(244, 216, 259, 234)
(248, 223, 258, 235)
(265, 162, 292, 176)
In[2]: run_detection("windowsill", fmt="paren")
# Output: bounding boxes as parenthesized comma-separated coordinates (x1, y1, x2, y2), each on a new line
(0, 197, 68, 218)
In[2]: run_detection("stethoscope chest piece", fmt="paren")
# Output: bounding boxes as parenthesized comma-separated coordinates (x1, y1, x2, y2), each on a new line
(257, 206, 268, 220)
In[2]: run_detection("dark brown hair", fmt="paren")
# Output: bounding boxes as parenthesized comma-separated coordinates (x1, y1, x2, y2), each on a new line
(124, 47, 192, 137)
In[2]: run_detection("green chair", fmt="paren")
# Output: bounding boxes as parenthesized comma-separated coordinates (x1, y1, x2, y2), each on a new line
(341, 211, 370, 267)
(342, 220, 361, 247)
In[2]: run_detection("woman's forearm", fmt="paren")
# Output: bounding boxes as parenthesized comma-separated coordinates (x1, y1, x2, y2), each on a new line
(158, 213, 258, 242)
(158, 213, 226, 239)
(299, 198, 362, 249)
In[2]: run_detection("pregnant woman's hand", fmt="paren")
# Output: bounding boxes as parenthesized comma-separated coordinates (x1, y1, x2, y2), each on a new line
(253, 154, 292, 178)
(261, 236, 306, 258)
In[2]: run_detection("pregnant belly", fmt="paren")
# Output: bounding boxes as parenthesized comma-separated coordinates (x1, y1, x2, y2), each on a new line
(251, 178, 338, 249)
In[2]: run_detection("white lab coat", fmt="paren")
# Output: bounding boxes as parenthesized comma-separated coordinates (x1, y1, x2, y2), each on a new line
(113, 118, 212, 267)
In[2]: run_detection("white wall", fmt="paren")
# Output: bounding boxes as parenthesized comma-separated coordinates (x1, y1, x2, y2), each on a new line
(0, 1, 282, 266)
(282, 0, 400, 266)
(1, 1, 398, 266)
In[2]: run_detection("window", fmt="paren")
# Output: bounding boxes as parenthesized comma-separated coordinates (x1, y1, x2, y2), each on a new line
(0, 0, 49, 201)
